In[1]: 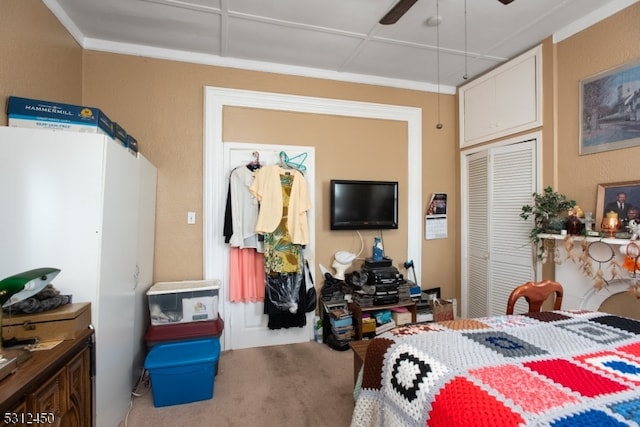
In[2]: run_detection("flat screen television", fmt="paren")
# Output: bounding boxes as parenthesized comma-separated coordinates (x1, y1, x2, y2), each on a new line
(330, 179, 398, 230)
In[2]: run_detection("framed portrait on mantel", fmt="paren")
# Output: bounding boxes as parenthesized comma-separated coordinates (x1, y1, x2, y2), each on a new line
(596, 180, 640, 231)
(579, 59, 640, 155)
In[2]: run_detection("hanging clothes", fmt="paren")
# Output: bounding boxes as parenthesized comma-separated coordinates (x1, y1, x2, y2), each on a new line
(224, 152, 262, 246)
(228, 246, 265, 303)
(249, 164, 311, 245)
(262, 172, 303, 273)
(223, 154, 265, 304)
(263, 272, 307, 329)
(228, 165, 263, 251)
(223, 181, 234, 244)
(251, 167, 311, 329)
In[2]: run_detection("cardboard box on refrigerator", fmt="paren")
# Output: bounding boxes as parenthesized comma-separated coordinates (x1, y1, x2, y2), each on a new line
(126, 134, 138, 155)
(7, 96, 115, 138)
(114, 122, 128, 148)
(2, 302, 91, 342)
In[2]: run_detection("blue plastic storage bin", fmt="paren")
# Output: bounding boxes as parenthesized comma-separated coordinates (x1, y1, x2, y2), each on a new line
(144, 337, 220, 407)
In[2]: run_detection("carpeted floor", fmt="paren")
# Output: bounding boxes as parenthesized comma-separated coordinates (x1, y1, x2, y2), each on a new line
(119, 341, 355, 427)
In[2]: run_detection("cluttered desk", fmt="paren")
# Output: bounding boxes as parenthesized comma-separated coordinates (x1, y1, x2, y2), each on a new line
(0, 269, 93, 424)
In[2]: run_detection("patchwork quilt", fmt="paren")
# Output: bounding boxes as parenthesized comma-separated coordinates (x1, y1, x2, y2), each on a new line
(351, 311, 640, 427)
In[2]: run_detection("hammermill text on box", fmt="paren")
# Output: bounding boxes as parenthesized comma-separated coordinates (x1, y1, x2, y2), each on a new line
(7, 96, 115, 138)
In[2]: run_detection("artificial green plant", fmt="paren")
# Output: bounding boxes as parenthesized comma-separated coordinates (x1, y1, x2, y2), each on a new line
(520, 186, 576, 259)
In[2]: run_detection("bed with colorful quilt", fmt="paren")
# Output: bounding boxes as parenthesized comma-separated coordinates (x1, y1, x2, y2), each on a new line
(351, 310, 640, 427)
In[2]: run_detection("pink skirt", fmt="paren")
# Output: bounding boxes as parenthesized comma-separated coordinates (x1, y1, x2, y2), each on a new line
(228, 247, 265, 303)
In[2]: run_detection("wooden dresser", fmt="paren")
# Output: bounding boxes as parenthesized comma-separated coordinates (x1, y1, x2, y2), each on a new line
(0, 328, 94, 427)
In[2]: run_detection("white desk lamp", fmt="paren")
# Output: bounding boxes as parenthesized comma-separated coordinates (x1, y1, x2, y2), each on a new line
(0, 267, 60, 380)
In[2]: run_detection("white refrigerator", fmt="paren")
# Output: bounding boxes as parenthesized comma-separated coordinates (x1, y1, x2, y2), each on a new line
(0, 126, 157, 427)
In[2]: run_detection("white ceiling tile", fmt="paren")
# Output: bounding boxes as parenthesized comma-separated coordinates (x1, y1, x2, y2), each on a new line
(45, 0, 638, 90)
(226, 18, 364, 69)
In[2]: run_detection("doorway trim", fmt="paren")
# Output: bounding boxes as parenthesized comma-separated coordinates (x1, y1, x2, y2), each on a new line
(203, 86, 422, 349)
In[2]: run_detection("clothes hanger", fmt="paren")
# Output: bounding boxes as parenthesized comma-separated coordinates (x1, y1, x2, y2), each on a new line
(278, 150, 307, 173)
(247, 151, 261, 171)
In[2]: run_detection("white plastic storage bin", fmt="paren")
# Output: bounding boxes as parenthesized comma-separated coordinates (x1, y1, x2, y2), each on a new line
(147, 280, 220, 325)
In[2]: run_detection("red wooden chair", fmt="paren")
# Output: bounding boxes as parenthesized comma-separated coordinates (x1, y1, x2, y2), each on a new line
(506, 280, 563, 315)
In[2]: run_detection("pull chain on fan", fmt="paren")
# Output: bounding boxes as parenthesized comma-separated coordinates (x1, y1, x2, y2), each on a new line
(435, 0, 443, 129)
(463, 0, 469, 80)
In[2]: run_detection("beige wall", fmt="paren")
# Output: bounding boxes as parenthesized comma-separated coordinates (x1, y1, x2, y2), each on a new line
(222, 107, 408, 278)
(1, 1, 458, 297)
(81, 52, 458, 295)
(552, 3, 640, 317)
(0, 1, 82, 110)
(555, 3, 640, 212)
(3, 0, 639, 307)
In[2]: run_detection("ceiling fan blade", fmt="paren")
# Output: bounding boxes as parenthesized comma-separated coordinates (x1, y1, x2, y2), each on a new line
(497, 0, 515, 4)
(379, 0, 419, 25)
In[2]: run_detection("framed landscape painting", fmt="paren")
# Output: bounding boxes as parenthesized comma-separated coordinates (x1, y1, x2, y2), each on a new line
(579, 59, 640, 155)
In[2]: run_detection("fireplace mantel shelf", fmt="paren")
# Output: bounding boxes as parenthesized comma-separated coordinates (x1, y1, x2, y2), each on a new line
(539, 233, 637, 246)
(544, 233, 637, 311)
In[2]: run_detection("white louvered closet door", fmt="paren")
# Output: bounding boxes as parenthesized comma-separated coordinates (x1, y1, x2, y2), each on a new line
(465, 151, 489, 319)
(462, 138, 538, 318)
